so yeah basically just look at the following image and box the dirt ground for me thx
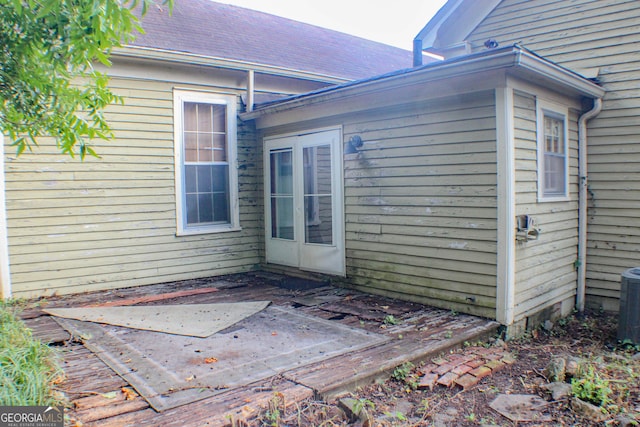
[257,310,640,426]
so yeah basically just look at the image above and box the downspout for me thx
[577,97,602,313]
[413,38,424,67]
[246,70,255,113]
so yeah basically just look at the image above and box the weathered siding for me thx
[512,90,580,320]
[5,76,261,297]
[340,92,498,318]
[468,0,640,310]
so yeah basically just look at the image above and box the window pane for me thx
[213,134,227,161]
[304,145,332,197]
[305,195,333,244]
[186,194,198,224]
[197,104,213,133]
[197,133,213,162]
[197,165,213,193]
[184,133,198,162]
[213,193,229,222]
[185,165,197,193]
[212,105,226,132]
[198,193,214,223]
[271,196,294,240]
[545,154,565,195]
[270,150,293,195]
[212,165,228,192]
[184,103,197,131]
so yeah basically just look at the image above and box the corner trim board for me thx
[0,133,11,299]
[495,87,515,325]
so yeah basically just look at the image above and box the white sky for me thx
[219,0,448,50]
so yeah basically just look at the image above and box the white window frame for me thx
[537,99,569,202]
[173,90,240,235]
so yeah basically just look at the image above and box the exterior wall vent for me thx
[618,267,640,345]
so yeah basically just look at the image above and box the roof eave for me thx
[516,50,605,98]
[241,46,603,122]
[413,0,501,63]
[113,45,350,84]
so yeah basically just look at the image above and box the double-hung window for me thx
[174,90,239,234]
[537,100,569,201]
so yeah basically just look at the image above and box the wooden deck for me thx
[21,272,499,426]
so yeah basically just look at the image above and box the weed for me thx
[444,330,453,339]
[262,392,285,426]
[619,339,640,352]
[465,412,476,422]
[391,362,414,382]
[571,365,613,407]
[0,301,64,406]
[383,315,400,326]
[352,397,375,414]
[391,362,419,390]
[383,410,407,421]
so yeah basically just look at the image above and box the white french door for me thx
[264,129,345,276]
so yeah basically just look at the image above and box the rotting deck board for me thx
[21,273,499,426]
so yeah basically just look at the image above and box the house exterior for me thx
[242,45,603,332]
[0,0,413,300]
[413,0,640,314]
[2,0,635,334]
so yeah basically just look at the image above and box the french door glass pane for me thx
[303,145,332,244]
[305,195,333,244]
[270,150,294,240]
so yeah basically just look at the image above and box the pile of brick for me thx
[418,346,516,390]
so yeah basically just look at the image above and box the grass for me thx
[0,301,64,406]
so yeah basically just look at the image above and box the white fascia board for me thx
[517,51,605,98]
[242,48,520,122]
[414,0,501,52]
[243,47,603,125]
[114,46,349,85]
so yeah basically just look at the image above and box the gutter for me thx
[241,46,604,122]
[577,98,603,313]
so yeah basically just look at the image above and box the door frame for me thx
[263,127,346,276]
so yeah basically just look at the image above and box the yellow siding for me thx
[512,91,580,320]
[340,92,498,318]
[5,75,261,297]
[469,0,640,310]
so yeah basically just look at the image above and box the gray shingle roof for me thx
[130,0,414,80]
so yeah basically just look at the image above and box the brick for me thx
[447,353,465,362]
[420,363,439,374]
[437,372,459,387]
[485,353,503,361]
[465,358,485,369]
[485,360,506,373]
[452,364,472,376]
[418,373,439,390]
[433,361,458,376]
[473,347,495,356]
[431,357,448,366]
[469,366,492,379]
[454,373,481,390]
